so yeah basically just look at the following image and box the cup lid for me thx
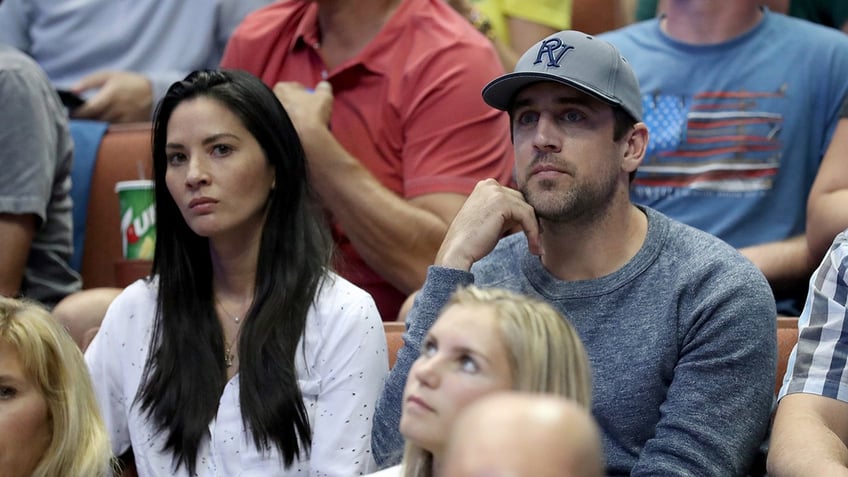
[115,180,155,193]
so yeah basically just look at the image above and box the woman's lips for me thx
[189,197,218,209]
[406,395,435,413]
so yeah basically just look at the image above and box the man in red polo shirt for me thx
[221,0,513,320]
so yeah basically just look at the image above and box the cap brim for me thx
[482,71,623,112]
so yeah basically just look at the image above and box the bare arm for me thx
[807,119,848,262]
[310,139,465,294]
[739,234,816,297]
[274,82,467,294]
[0,213,36,297]
[768,393,848,477]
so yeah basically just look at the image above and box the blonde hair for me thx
[402,286,593,477]
[0,297,114,477]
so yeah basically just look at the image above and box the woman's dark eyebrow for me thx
[165,133,240,150]
[201,133,239,146]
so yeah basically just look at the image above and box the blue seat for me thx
[68,120,109,272]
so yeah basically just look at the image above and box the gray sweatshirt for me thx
[372,207,776,476]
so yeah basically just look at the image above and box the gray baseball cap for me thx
[482,30,643,122]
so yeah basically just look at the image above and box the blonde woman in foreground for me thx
[0,296,113,477]
[369,285,593,477]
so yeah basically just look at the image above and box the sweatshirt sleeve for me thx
[370,266,474,467]
[631,264,777,477]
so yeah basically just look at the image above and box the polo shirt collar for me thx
[292,2,321,52]
[290,0,421,76]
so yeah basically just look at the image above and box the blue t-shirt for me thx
[636,0,848,29]
[601,9,848,313]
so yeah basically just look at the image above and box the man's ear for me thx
[622,122,648,175]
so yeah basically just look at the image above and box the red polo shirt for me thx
[222,0,513,320]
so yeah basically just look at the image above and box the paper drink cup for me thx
[115,180,156,260]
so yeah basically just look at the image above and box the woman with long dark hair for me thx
[85,69,388,476]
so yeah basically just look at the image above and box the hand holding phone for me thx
[56,89,85,110]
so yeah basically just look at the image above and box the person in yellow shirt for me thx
[446,0,571,69]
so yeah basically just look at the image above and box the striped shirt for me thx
[779,229,848,401]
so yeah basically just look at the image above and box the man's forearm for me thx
[739,235,816,294]
[0,213,36,297]
[807,190,848,263]
[769,402,848,477]
[371,266,474,465]
[304,132,463,294]
[769,456,848,477]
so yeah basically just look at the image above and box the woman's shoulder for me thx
[314,272,379,312]
[308,272,383,332]
[100,278,158,334]
[302,272,388,377]
[109,278,157,310]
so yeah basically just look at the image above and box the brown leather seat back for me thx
[384,321,405,369]
[80,123,153,288]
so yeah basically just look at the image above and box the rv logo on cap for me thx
[534,38,574,68]
[481,30,643,122]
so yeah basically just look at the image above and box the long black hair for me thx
[138,69,332,473]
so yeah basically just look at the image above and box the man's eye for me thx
[562,110,585,122]
[517,112,539,125]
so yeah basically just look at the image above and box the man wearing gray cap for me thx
[372,30,776,476]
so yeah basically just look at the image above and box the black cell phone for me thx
[56,89,85,109]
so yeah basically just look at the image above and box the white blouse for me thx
[85,274,388,477]
[366,464,401,476]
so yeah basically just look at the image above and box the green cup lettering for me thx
[116,180,156,259]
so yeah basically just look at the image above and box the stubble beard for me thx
[521,171,618,226]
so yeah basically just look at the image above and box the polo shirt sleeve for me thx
[399,39,514,198]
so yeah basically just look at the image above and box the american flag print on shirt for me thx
[633,86,787,198]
